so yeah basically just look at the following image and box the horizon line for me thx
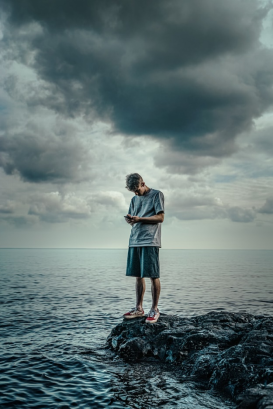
[0,247,272,250]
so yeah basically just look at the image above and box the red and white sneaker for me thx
[145,308,160,324]
[123,307,145,319]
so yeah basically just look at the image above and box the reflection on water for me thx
[0,249,272,408]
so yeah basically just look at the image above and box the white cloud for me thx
[28,191,92,223]
[0,200,16,213]
[227,206,256,223]
[91,191,127,210]
[167,190,257,223]
[258,197,273,214]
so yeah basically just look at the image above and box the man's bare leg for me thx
[151,278,161,310]
[136,277,146,311]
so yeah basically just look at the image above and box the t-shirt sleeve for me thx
[154,191,164,214]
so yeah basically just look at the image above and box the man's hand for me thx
[125,214,135,225]
[125,213,164,225]
[125,214,140,225]
[130,216,140,224]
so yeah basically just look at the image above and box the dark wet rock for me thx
[106,311,273,408]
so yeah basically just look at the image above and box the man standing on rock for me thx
[123,173,164,324]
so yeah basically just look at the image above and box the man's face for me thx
[133,182,146,196]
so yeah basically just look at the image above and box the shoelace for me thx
[129,307,142,313]
[148,309,158,317]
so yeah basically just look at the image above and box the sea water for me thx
[1,249,272,408]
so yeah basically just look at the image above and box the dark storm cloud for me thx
[0,124,91,183]
[1,0,273,164]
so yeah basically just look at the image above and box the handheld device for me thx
[124,215,132,221]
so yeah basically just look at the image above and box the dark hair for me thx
[125,173,143,191]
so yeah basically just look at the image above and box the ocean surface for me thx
[1,249,273,408]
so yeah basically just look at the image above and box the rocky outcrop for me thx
[107,311,273,408]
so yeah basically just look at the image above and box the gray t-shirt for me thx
[128,188,165,247]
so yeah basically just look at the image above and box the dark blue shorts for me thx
[126,246,160,278]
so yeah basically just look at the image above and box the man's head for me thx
[125,173,147,196]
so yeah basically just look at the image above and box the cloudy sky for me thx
[0,0,273,249]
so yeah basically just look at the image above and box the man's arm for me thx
[130,212,164,224]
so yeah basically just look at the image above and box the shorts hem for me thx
[129,244,161,248]
[126,274,160,278]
